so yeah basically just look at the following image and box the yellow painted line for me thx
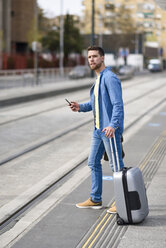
[88,214,112,248]
[82,213,109,248]
[82,132,166,247]
[139,137,163,171]
[139,137,162,170]
[82,202,115,248]
[140,137,162,170]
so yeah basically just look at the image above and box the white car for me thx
[148,59,163,72]
[69,66,91,79]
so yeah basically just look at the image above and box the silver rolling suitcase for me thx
[110,136,149,225]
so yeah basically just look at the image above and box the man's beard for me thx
[89,62,103,71]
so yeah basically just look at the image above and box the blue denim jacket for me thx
[79,67,124,134]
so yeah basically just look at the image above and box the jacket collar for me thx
[99,66,111,75]
[90,66,111,91]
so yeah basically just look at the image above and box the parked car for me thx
[69,65,91,79]
[118,65,135,78]
[148,59,163,72]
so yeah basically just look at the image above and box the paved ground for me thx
[0,74,166,247]
[119,155,166,248]
[6,104,165,248]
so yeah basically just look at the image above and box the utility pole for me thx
[34,0,39,85]
[0,0,3,69]
[91,0,95,78]
[59,0,64,76]
[91,0,95,46]
[98,5,103,48]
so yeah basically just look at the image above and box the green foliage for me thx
[64,14,84,58]
[27,7,51,49]
[39,58,55,68]
[40,14,84,57]
[41,30,59,52]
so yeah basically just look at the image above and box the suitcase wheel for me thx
[117,214,125,225]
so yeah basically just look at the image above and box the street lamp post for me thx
[91,0,95,46]
[91,0,95,78]
[34,0,39,85]
[98,4,103,48]
[0,0,3,69]
[59,0,64,76]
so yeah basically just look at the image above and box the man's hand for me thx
[102,126,115,138]
[70,101,80,112]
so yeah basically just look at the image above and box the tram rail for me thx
[0,75,166,167]
[0,95,166,233]
[0,73,166,245]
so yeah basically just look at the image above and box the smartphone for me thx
[65,98,71,105]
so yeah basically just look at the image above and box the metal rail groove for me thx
[0,118,92,166]
[1,92,165,168]
[0,158,88,231]
[1,75,165,127]
[0,87,165,235]
[0,76,165,236]
[0,96,89,126]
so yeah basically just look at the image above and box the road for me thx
[0,71,166,247]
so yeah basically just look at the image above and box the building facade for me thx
[0,0,11,54]
[0,0,36,55]
[11,0,36,53]
[81,0,166,58]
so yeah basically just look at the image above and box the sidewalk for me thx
[0,72,139,107]
[0,72,166,247]
[118,155,166,248]
[0,78,92,107]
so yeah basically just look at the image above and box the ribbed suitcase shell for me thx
[110,136,149,224]
[114,167,149,224]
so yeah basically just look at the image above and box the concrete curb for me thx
[0,80,92,107]
[0,149,89,225]
[1,99,166,226]
[0,75,131,107]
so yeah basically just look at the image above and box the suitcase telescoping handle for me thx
[110,135,121,172]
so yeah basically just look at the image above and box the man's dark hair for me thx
[87,46,105,56]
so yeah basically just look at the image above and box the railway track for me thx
[0,72,164,126]
[0,74,166,167]
[0,73,166,246]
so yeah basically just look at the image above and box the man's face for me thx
[88,50,104,71]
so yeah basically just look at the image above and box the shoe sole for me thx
[107,210,117,214]
[76,204,102,209]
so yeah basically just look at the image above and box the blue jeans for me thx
[88,128,124,202]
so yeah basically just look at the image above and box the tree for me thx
[40,14,84,59]
[63,14,84,58]
[27,7,50,49]
[41,30,59,52]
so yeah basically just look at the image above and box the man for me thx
[69,46,124,213]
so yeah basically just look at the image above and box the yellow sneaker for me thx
[76,198,102,209]
[107,205,117,214]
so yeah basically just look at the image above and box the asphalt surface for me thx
[0,74,166,247]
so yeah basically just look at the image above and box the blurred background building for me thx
[0,0,166,70]
[11,0,36,54]
[0,0,36,54]
[0,0,36,69]
[81,0,166,59]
